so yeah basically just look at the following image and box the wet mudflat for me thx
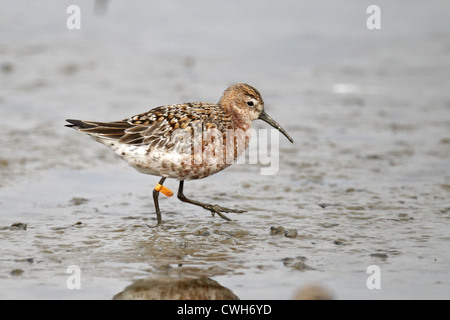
[1,1,449,299]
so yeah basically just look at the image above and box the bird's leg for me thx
[153,177,167,225]
[177,180,245,221]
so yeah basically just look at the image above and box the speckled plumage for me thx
[66,83,293,223]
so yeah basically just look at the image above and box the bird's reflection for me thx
[113,277,239,300]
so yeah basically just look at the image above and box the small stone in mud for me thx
[228,229,249,238]
[270,226,298,238]
[14,258,34,264]
[195,228,210,236]
[0,158,8,167]
[319,222,339,228]
[282,257,306,265]
[1,62,14,73]
[283,257,314,271]
[370,253,388,259]
[9,222,27,231]
[270,226,285,235]
[291,261,314,271]
[60,63,79,75]
[10,269,24,276]
[69,197,89,206]
[282,257,294,265]
[156,264,172,271]
[285,229,298,238]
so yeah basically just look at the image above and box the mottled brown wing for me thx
[127,103,234,151]
[66,102,234,151]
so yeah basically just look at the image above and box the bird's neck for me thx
[227,104,252,132]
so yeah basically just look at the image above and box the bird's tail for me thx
[65,119,132,141]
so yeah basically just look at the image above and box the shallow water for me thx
[1,1,449,299]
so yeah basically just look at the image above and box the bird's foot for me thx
[201,204,246,221]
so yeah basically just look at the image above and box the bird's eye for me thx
[247,101,254,107]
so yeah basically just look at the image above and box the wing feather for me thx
[66,102,235,152]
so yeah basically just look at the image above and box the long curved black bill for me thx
[258,111,293,143]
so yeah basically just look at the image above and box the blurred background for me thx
[0,0,449,299]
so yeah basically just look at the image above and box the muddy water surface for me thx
[1,1,449,299]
